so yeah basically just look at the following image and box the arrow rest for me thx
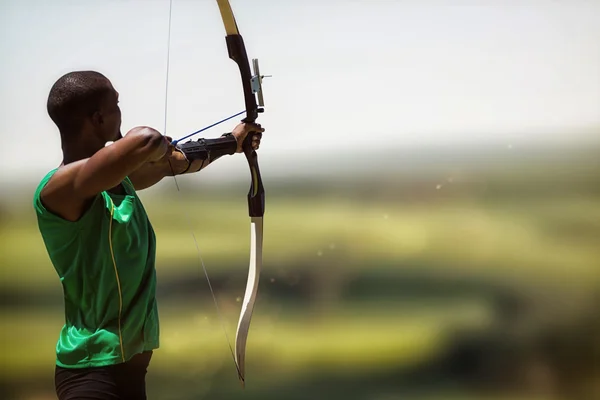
[250,58,272,109]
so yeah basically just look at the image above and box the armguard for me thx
[176,133,237,162]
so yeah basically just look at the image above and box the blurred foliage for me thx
[1,139,599,400]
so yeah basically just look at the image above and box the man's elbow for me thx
[128,126,168,162]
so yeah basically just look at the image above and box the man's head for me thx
[47,70,121,144]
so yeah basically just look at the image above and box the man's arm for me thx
[129,122,264,191]
[127,147,210,191]
[40,126,168,222]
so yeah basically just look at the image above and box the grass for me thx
[2,195,599,290]
[1,190,598,399]
[0,299,491,380]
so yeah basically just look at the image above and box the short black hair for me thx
[47,70,113,133]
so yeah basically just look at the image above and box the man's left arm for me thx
[127,145,208,191]
[128,123,263,191]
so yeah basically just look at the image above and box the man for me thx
[32,70,263,399]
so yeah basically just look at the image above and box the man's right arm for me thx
[40,126,168,222]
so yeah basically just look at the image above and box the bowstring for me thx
[162,0,241,377]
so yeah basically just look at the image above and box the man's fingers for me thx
[251,130,261,150]
[246,123,264,133]
[249,132,262,142]
[234,122,264,153]
[251,135,260,150]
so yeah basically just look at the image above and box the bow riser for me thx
[224,36,265,216]
[224,35,259,123]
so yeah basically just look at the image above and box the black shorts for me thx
[54,351,153,400]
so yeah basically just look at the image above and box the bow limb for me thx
[216,0,266,388]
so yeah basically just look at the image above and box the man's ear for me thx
[91,110,104,127]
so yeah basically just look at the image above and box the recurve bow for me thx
[215,0,266,388]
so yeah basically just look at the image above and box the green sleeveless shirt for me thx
[33,169,160,368]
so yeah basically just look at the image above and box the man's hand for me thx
[232,122,264,153]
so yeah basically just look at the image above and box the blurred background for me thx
[1,0,599,399]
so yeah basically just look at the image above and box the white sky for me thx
[0,0,599,182]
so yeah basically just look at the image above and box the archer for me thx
[33,70,264,400]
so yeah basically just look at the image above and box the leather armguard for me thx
[176,133,237,162]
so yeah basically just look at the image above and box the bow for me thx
[216,0,266,388]
[163,0,266,388]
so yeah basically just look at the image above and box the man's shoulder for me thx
[32,167,104,226]
[32,168,59,206]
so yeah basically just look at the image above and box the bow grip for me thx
[242,131,258,157]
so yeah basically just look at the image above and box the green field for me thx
[1,145,599,399]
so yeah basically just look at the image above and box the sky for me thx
[0,0,599,183]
